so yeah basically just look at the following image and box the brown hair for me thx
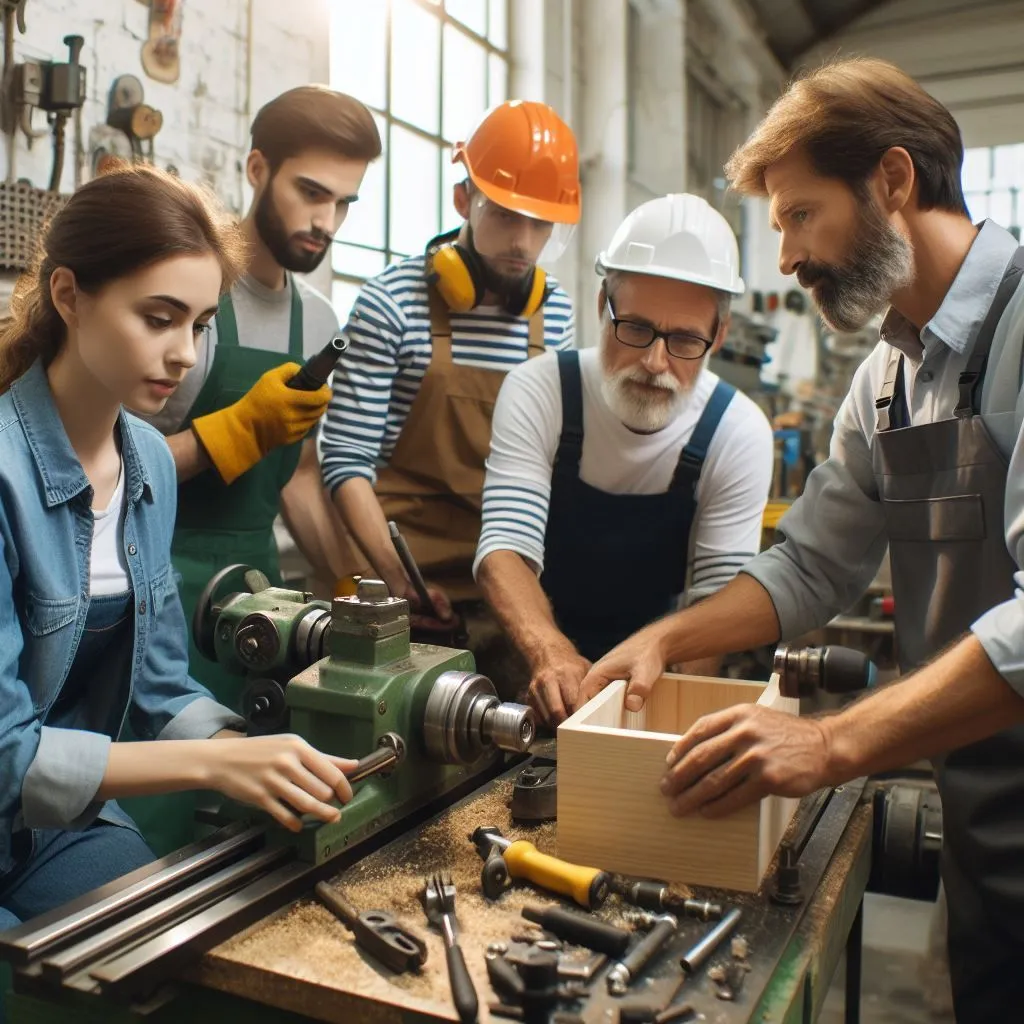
[250,85,382,170]
[0,163,247,392]
[725,57,967,215]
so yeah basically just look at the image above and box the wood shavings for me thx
[203,779,625,1011]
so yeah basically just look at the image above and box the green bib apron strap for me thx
[123,276,306,857]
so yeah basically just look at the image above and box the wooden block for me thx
[557,672,799,893]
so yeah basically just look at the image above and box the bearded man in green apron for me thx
[127,86,382,854]
[577,58,1024,1023]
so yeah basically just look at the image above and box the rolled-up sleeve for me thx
[742,359,890,637]
[970,408,1024,695]
[22,728,111,829]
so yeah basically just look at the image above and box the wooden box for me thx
[556,673,799,893]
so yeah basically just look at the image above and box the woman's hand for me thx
[203,735,357,832]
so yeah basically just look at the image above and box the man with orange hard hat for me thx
[321,100,580,694]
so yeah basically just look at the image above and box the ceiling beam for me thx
[790,0,896,64]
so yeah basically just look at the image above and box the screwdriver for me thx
[471,827,610,910]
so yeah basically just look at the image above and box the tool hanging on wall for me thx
[141,0,183,85]
[104,73,163,164]
[1,27,86,191]
[0,1,29,136]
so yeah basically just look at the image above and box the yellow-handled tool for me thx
[470,826,610,910]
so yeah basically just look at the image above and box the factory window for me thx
[328,0,510,317]
[963,144,1024,241]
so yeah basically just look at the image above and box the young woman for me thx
[0,165,356,935]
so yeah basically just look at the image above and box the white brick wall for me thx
[1,0,329,212]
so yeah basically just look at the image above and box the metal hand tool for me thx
[388,520,438,619]
[606,913,679,994]
[471,826,610,910]
[287,333,348,390]
[520,905,630,959]
[420,875,478,1023]
[612,878,722,921]
[314,881,426,973]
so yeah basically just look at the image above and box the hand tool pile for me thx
[313,820,751,1024]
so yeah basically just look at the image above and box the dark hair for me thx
[250,85,382,171]
[0,163,247,392]
[725,57,968,215]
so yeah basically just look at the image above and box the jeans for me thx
[0,822,154,1021]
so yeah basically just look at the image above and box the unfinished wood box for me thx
[557,673,799,893]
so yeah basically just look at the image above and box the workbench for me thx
[4,759,872,1024]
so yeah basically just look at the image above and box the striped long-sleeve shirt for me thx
[473,349,775,605]
[320,255,575,491]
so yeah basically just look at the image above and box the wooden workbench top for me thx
[194,775,610,1023]
[191,773,873,1024]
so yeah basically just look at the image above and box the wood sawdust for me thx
[206,778,693,1015]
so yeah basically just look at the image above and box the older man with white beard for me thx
[474,195,774,724]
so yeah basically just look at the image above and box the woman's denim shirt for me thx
[0,361,243,872]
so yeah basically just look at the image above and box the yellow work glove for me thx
[191,362,331,485]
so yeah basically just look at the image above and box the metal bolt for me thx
[323,846,331,856]
[487,942,509,956]
[218,625,231,641]
[377,701,387,715]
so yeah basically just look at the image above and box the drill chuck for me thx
[774,644,877,699]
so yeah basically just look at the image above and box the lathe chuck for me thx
[423,671,536,764]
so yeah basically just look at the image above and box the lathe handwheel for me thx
[242,678,289,735]
[192,563,258,661]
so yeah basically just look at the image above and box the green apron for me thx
[123,280,305,855]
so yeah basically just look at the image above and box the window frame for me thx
[330,0,511,307]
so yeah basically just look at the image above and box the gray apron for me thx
[872,246,1024,1023]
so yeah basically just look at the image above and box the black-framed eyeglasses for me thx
[606,296,716,361]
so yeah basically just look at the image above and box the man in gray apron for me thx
[575,57,1024,1021]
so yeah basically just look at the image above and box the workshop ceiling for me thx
[743,0,895,69]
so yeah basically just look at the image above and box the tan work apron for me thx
[377,288,545,602]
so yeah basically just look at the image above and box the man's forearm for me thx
[165,429,213,483]
[331,477,408,594]
[824,633,1024,783]
[477,550,576,670]
[654,572,781,663]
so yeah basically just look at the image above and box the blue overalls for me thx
[540,350,735,662]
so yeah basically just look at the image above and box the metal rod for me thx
[388,520,437,618]
[87,857,311,998]
[40,846,290,983]
[678,907,742,974]
[0,823,264,965]
[345,744,399,785]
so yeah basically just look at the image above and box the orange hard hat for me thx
[452,100,581,225]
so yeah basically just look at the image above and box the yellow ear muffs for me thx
[427,243,483,313]
[504,266,548,318]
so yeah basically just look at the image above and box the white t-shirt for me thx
[91,461,130,596]
[473,348,774,605]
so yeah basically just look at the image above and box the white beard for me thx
[600,359,705,432]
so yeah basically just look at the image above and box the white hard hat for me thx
[596,193,745,296]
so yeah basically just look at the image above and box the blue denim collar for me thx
[10,359,152,509]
